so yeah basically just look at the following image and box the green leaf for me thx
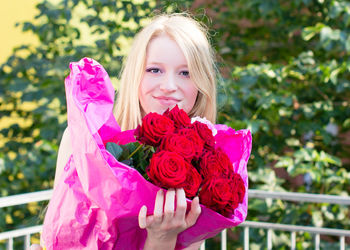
[343,118,350,128]
[320,26,333,42]
[275,156,293,168]
[312,210,323,227]
[345,35,350,52]
[302,27,317,41]
[0,158,5,174]
[319,151,342,166]
[329,1,342,19]
[344,12,350,26]
[106,142,123,160]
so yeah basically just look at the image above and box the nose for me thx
[160,73,177,92]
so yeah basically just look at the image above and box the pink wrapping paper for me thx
[42,57,252,249]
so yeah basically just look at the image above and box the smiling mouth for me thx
[154,96,179,101]
[154,96,180,106]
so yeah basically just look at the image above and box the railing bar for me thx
[315,234,320,250]
[221,229,227,250]
[7,237,13,250]
[200,240,205,250]
[1,189,350,248]
[244,227,249,250]
[0,189,349,209]
[267,229,272,250]
[240,221,350,237]
[248,190,350,205]
[0,225,43,241]
[1,189,350,208]
[291,231,296,250]
[0,190,53,208]
[25,234,30,250]
[339,236,345,250]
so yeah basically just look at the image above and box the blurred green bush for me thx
[0,0,349,249]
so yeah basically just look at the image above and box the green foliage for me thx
[106,141,153,177]
[195,0,350,248]
[1,0,350,248]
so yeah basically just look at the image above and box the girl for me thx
[33,13,218,250]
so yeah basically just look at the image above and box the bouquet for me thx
[42,58,252,250]
[106,105,245,217]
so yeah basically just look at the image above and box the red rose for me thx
[177,128,204,158]
[160,134,197,161]
[231,173,245,205]
[184,167,202,198]
[163,105,191,129]
[135,112,175,147]
[199,148,233,178]
[191,121,215,150]
[199,177,233,216]
[199,174,245,216]
[147,150,191,188]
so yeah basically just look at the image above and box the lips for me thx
[154,96,180,106]
[154,96,180,101]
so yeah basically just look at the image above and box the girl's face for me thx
[139,34,198,117]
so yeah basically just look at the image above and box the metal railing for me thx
[208,190,350,250]
[240,190,350,250]
[0,190,53,250]
[1,189,349,250]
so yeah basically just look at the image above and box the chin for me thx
[159,108,169,115]
[147,108,167,115]
[156,105,177,115]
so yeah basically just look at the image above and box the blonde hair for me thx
[114,13,217,130]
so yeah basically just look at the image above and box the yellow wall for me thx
[0,0,40,63]
[0,1,41,147]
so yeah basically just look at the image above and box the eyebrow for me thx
[147,62,188,68]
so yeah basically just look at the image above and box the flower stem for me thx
[128,143,143,159]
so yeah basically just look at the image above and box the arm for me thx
[30,128,72,250]
[139,188,201,250]
[54,127,72,188]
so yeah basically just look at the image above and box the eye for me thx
[146,67,161,74]
[180,70,190,77]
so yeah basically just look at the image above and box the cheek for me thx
[139,77,149,97]
[183,84,198,111]
[138,78,151,114]
[139,75,158,98]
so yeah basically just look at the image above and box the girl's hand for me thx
[139,188,201,250]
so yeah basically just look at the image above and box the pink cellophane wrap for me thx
[42,57,252,250]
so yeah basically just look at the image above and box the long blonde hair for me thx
[114,13,217,130]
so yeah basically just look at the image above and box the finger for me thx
[185,196,201,228]
[153,189,164,224]
[30,244,42,250]
[174,188,187,221]
[146,215,154,226]
[163,189,175,223]
[138,205,147,229]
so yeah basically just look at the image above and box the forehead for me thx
[146,34,188,65]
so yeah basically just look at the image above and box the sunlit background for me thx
[0,0,39,64]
